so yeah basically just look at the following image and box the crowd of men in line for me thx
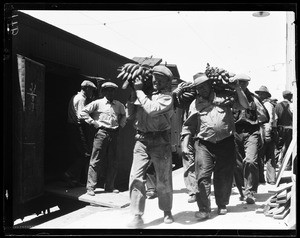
[64,65,294,228]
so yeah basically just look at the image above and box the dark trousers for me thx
[276,127,293,169]
[182,149,198,196]
[66,123,91,182]
[194,136,235,212]
[86,128,119,191]
[260,139,276,184]
[234,129,260,196]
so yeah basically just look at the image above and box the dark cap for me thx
[282,90,292,97]
[152,66,173,80]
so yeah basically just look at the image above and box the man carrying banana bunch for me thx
[125,65,175,228]
[180,72,250,220]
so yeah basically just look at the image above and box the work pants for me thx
[129,131,173,216]
[234,128,260,196]
[194,136,235,213]
[86,128,119,191]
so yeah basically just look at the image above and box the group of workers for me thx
[64,65,294,228]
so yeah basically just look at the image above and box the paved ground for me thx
[24,168,294,233]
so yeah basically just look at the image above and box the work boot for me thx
[195,211,210,220]
[163,211,174,224]
[86,189,95,196]
[245,192,256,204]
[188,194,196,203]
[217,205,228,215]
[146,190,157,199]
[127,215,144,228]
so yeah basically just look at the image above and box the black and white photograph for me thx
[3,3,297,236]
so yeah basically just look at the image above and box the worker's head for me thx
[81,80,97,99]
[255,85,271,100]
[152,65,173,91]
[101,82,118,102]
[282,90,293,102]
[231,74,251,91]
[193,72,212,98]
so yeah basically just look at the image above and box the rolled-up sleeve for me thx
[136,90,173,117]
[80,101,97,124]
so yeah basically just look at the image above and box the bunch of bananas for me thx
[172,82,197,109]
[117,63,153,90]
[205,63,236,91]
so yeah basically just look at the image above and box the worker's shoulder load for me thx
[204,63,237,92]
[117,62,153,95]
[172,82,197,109]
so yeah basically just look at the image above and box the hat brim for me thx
[255,90,271,97]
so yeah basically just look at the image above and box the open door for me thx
[15,55,45,204]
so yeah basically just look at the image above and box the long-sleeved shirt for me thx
[181,90,242,143]
[126,90,174,132]
[68,91,87,124]
[80,97,127,129]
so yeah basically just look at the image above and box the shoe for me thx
[127,215,144,228]
[195,211,210,220]
[268,181,276,185]
[217,205,228,215]
[163,211,174,224]
[105,188,119,193]
[188,194,196,203]
[146,190,157,199]
[245,193,256,204]
[86,189,95,196]
[239,196,245,201]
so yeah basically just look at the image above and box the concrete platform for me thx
[30,168,295,231]
[46,182,130,208]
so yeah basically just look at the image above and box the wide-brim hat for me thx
[101,82,118,89]
[255,85,271,97]
[192,72,210,87]
[81,80,97,89]
[152,65,173,80]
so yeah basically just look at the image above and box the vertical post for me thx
[285,11,296,229]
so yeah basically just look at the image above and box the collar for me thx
[78,91,87,99]
[104,97,115,105]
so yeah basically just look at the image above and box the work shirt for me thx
[261,99,277,140]
[126,90,174,132]
[68,91,87,124]
[234,88,269,126]
[181,90,241,143]
[275,99,293,127]
[80,97,126,129]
